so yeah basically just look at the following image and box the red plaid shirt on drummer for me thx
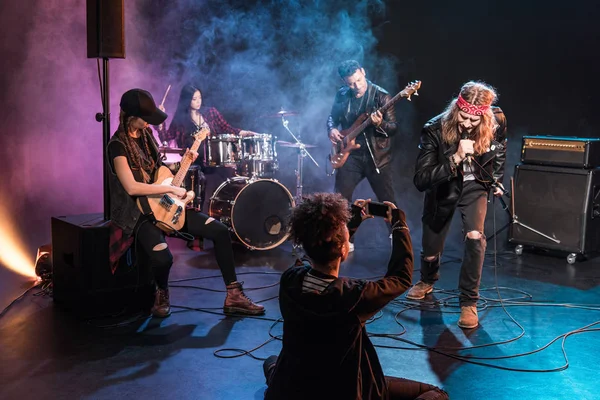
[158,107,241,147]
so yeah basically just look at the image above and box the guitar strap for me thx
[138,196,154,217]
[364,83,381,173]
[366,82,377,113]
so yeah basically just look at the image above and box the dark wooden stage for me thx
[1,232,599,400]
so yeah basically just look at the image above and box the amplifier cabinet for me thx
[521,136,600,168]
[52,213,155,317]
[509,164,600,255]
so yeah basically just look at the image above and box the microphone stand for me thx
[468,157,559,244]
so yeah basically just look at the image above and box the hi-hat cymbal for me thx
[277,140,317,148]
[158,146,184,154]
[261,110,299,118]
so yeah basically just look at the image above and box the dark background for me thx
[0,0,598,279]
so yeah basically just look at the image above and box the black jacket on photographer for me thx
[327,81,398,170]
[414,107,507,232]
[264,207,413,400]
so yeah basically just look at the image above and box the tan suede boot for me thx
[458,305,478,329]
[224,281,265,316]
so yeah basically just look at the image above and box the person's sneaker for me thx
[458,305,478,329]
[406,281,434,300]
[263,355,278,384]
[348,242,355,253]
[151,287,171,318]
[224,281,265,315]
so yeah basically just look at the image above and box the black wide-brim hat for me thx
[120,88,168,125]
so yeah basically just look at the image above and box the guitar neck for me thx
[171,133,203,187]
[345,90,408,142]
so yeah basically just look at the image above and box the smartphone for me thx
[366,201,389,218]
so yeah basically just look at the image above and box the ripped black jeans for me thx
[134,212,237,289]
[420,180,488,306]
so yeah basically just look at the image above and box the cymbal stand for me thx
[281,116,319,205]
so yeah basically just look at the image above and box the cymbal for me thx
[277,140,317,148]
[261,109,299,118]
[158,146,184,154]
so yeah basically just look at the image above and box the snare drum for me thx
[208,134,242,168]
[209,177,294,250]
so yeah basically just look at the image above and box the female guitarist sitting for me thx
[107,88,264,318]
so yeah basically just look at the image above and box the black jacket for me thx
[413,107,507,232]
[327,82,398,169]
[265,208,413,400]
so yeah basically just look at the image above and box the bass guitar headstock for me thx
[401,81,421,101]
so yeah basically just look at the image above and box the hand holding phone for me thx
[365,201,389,218]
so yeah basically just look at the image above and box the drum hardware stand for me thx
[281,116,319,205]
[280,116,317,259]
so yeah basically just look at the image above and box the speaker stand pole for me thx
[97,57,111,221]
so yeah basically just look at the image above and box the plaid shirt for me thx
[159,107,241,146]
[108,221,134,274]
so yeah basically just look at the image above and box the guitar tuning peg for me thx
[414,91,419,96]
[407,95,412,102]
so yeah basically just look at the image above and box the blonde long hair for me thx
[441,81,498,155]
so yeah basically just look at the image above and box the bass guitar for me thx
[329,81,421,169]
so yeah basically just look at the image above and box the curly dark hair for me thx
[289,193,350,265]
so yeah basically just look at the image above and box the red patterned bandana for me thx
[457,95,490,116]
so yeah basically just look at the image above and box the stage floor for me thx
[1,238,599,400]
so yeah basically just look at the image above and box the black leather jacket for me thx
[414,107,507,232]
[327,82,398,169]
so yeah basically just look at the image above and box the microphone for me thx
[461,132,473,167]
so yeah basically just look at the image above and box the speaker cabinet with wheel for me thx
[86,0,125,58]
[52,213,154,318]
[509,164,600,255]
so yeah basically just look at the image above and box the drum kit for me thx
[158,109,319,251]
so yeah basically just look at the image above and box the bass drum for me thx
[209,177,295,250]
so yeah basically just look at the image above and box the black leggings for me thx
[135,212,237,289]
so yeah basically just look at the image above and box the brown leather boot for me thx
[151,287,171,318]
[224,281,265,316]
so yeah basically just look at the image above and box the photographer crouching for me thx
[263,193,448,400]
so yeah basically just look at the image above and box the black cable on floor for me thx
[0,281,41,320]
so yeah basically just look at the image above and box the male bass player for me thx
[107,88,264,318]
[327,60,398,251]
[409,81,507,329]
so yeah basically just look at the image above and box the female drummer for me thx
[158,84,260,211]
[158,83,259,166]
[108,88,265,318]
